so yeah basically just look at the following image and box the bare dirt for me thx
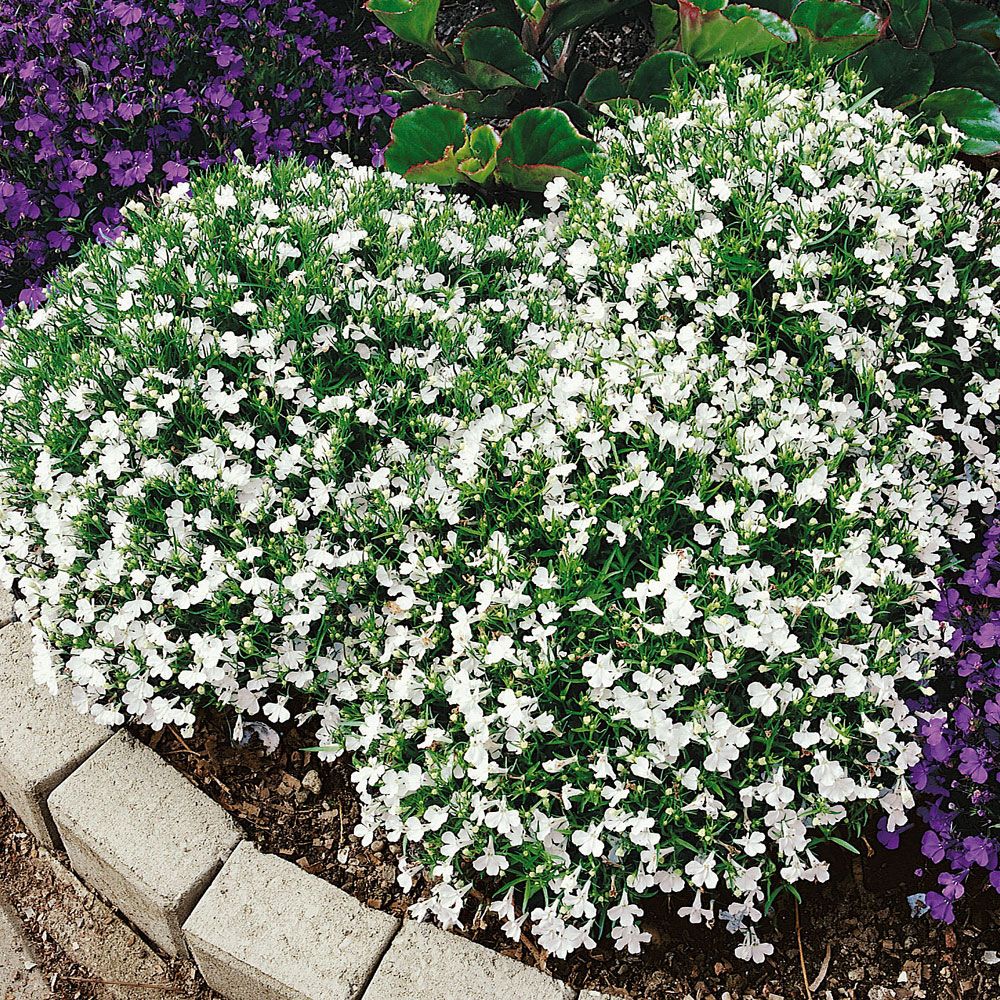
[0,800,218,1000]
[134,710,1000,1000]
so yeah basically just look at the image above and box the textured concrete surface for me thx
[48,732,241,957]
[0,585,12,627]
[0,621,112,848]
[361,921,575,1000]
[0,892,48,1000]
[184,842,399,1000]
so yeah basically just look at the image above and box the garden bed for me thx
[137,713,1000,1000]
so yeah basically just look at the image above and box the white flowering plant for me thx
[0,61,997,963]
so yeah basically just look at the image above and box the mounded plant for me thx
[0,61,997,960]
[0,0,397,310]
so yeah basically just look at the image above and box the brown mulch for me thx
[134,711,1000,1000]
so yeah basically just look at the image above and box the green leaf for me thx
[922,86,1000,153]
[383,105,467,184]
[546,0,647,37]
[930,40,1000,103]
[680,0,797,59]
[920,1,956,52]
[565,59,600,102]
[496,107,597,191]
[651,0,681,44]
[939,0,1000,48]
[366,0,441,49]
[852,40,934,107]
[582,67,628,104]
[514,0,545,20]
[457,125,502,184]
[462,26,546,90]
[627,51,696,101]
[827,836,862,855]
[889,0,930,47]
[790,0,882,59]
[406,61,520,116]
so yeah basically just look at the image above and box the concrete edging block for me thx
[183,840,400,1000]
[0,621,112,848]
[361,920,576,1000]
[48,730,242,956]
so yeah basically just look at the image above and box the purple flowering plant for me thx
[0,0,398,309]
[885,521,1000,922]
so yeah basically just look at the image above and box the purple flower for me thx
[1,0,396,308]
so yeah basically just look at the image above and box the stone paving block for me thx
[48,731,241,957]
[184,841,399,1000]
[0,622,112,849]
[362,921,575,1000]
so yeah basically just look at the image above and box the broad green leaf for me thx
[383,105,467,184]
[889,0,929,47]
[407,60,520,116]
[921,87,1000,153]
[651,1,681,44]
[931,40,1000,103]
[462,26,546,90]
[920,1,956,52]
[723,4,798,42]
[366,0,441,49]
[566,59,600,102]
[627,51,696,100]
[583,67,628,103]
[939,0,1000,48]
[546,0,647,37]
[457,6,523,35]
[852,39,934,107]
[680,0,797,59]
[790,0,882,59]
[457,125,502,184]
[496,107,597,191]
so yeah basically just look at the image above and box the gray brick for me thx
[0,622,111,848]
[0,584,13,626]
[362,921,574,1000]
[48,731,241,956]
[184,841,399,1000]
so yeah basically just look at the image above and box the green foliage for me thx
[369,0,1000,189]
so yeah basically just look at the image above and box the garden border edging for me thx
[0,592,614,1000]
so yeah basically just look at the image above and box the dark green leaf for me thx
[566,60,600,102]
[790,0,882,59]
[651,0,681,44]
[366,0,441,49]
[920,1,955,52]
[583,67,628,103]
[546,0,647,37]
[851,40,934,107]
[937,0,1000,48]
[407,61,520,115]
[922,87,1000,153]
[462,26,546,90]
[930,40,1000,103]
[496,107,597,191]
[889,0,929,47]
[383,105,467,184]
[627,51,696,100]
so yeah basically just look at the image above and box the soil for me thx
[134,711,1000,1000]
[0,799,218,999]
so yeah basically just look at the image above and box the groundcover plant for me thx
[0,62,998,960]
[0,0,396,310]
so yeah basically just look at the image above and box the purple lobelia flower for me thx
[0,0,398,311]
[903,521,1000,921]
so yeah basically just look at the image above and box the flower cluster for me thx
[903,522,1000,922]
[0,63,997,960]
[0,0,397,309]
